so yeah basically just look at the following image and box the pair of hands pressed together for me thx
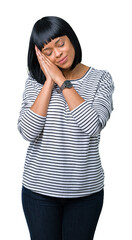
[34,45,85,113]
[35,45,66,87]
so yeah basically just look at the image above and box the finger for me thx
[36,50,42,59]
[35,45,41,53]
[35,48,51,74]
[35,45,38,52]
[36,50,43,63]
[41,53,53,66]
[37,55,49,76]
[42,54,51,63]
[35,46,43,59]
[35,50,45,68]
[36,54,42,66]
[35,45,40,57]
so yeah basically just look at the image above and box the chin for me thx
[59,62,73,70]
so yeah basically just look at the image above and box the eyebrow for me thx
[43,38,62,51]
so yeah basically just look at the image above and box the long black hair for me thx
[28,16,82,84]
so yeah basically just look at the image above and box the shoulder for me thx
[89,67,114,86]
[81,64,112,80]
[25,74,43,92]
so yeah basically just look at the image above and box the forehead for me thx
[43,36,67,49]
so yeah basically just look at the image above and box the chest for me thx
[47,77,99,117]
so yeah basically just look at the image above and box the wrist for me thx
[57,77,66,87]
[45,79,55,89]
[56,79,73,94]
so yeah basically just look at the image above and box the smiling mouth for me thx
[58,56,68,65]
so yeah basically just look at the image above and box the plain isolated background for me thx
[0,0,132,239]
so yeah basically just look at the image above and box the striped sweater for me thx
[18,67,114,198]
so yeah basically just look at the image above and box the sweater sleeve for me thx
[70,71,114,136]
[17,77,46,141]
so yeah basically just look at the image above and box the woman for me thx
[18,16,114,240]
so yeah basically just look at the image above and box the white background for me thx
[0,0,132,239]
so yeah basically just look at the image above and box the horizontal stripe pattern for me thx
[17,67,114,198]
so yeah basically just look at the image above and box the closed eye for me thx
[43,41,65,56]
[58,41,65,47]
[45,51,52,56]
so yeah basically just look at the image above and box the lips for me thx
[58,56,68,64]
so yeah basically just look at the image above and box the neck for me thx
[61,63,81,79]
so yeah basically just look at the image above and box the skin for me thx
[41,35,76,79]
[35,35,90,85]
[30,35,90,116]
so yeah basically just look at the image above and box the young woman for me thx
[18,16,114,240]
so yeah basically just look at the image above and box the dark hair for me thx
[28,16,82,84]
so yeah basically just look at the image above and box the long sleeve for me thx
[19,68,113,198]
[70,71,114,136]
[17,77,46,141]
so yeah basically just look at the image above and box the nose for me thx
[54,48,62,58]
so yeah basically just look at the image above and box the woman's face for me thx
[41,36,75,69]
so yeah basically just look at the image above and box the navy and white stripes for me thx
[18,67,114,198]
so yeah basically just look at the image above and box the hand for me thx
[35,45,66,86]
[35,45,53,82]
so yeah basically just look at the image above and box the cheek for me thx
[67,44,75,58]
[68,47,75,62]
[47,56,56,63]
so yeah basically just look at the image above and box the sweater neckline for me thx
[70,66,92,82]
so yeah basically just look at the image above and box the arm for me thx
[18,47,55,141]
[57,78,85,111]
[18,78,54,141]
[35,49,114,136]
[30,46,55,116]
[63,71,114,136]
[30,79,54,116]
[17,77,53,141]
